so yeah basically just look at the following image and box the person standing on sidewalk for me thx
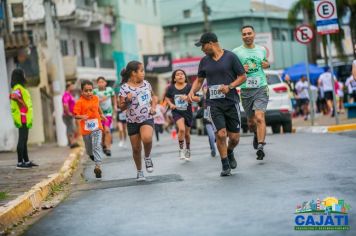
[10,69,39,169]
[153,96,165,145]
[62,82,79,149]
[232,25,270,160]
[318,68,337,117]
[165,69,200,161]
[118,61,156,181]
[295,76,310,121]
[188,32,246,176]
[116,108,127,147]
[93,77,117,156]
[74,80,106,178]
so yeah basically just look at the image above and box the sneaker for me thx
[144,157,154,173]
[16,162,31,170]
[27,161,39,167]
[253,133,258,150]
[179,149,185,160]
[227,151,237,169]
[105,149,111,157]
[211,150,216,157]
[220,164,231,177]
[94,166,102,178]
[136,171,146,181]
[118,141,123,147]
[89,155,95,161]
[185,149,191,161]
[256,144,265,160]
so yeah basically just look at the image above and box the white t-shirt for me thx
[345,76,356,93]
[318,72,336,92]
[296,80,309,99]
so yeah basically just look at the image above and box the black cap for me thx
[194,32,218,47]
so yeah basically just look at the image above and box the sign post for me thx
[294,24,315,126]
[314,0,340,124]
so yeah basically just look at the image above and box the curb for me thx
[0,147,84,232]
[295,123,356,134]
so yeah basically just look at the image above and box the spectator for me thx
[295,76,310,120]
[62,82,79,148]
[318,68,337,116]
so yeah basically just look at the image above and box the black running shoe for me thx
[220,166,231,176]
[211,150,216,157]
[256,144,265,160]
[89,155,95,161]
[253,133,258,150]
[94,166,102,178]
[105,149,111,157]
[27,161,39,167]
[227,152,237,169]
[16,162,31,170]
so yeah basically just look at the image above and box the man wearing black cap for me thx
[188,32,246,177]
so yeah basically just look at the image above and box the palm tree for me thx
[288,0,356,64]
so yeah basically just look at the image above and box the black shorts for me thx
[324,91,334,101]
[207,104,241,133]
[298,98,309,106]
[127,119,154,136]
[172,111,193,128]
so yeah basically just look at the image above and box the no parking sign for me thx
[314,0,339,35]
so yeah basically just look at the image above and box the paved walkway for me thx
[292,112,356,127]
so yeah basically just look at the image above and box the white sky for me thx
[255,0,296,9]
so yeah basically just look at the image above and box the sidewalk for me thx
[293,112,356,133]
[0,143,83,232]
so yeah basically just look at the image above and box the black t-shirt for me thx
[198,50,245,106]
[166,83,192,116]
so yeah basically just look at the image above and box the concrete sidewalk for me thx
[0,143,83,232]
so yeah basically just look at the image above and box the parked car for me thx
[238,70,293,134]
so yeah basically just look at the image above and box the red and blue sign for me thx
[314,0,340,35]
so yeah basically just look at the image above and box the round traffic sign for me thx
[294,25,314,44]
[317,1,335,19]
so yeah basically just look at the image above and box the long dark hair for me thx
[171,69,188,84]
[120,61,142,85]
[10,68,26,88]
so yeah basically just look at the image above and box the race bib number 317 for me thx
[138,90,151,107]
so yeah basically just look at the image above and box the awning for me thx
[2,32,30,50]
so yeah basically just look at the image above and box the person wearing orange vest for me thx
[9,69,38,169]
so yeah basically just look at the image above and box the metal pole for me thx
[326,34,339,124]
[305,46,315,126]
[44,0,67,146]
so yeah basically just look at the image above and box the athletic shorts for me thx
[127,119,154,136]
[207,103,241,133]
[62,115,75,135]
[172,111,193,128]
[117,111,127,123]
[324,91,334,101]
[298,98,309,106]
[241,86,269,118]
[101,116,113,128]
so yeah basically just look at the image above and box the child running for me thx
[153,96,165,145]
[93,77,117,156]
[118,61,156,181]
[165,69,200,161]
[116,108,127,147]
[74,80,106,178]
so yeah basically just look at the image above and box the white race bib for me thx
[203,109,209,119]
[85,119,99,131]
[246,77,261,88]
[174,95,188,110]
[118,112,126,120]
[209,85,225,99]
[138,90,151,107]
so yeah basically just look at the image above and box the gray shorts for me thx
[62,115,75,135]
[241,86,269,118]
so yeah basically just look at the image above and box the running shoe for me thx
[94,165,102,178]
[144,157,154,173]
[220,164,231,177]
[227,151,237,169]
[211,150,216,157]
[179,149,185,160]
[185,149,191,161]
[256,144,265,160]
[118,141,124,147]
[27,161,39,167]
[16,162,31,170]
[253,133,258,150]
[105,149,111,157]
[136,171,146,181]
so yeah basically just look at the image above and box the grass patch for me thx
[0,191,9,201]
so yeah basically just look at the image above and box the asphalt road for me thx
[24,132,356,236]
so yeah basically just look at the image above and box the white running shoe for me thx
[179,149,185,160]
[185,149,191,161]
[144,157,154,173]
[118,141,124,147]
[136,171,146,181]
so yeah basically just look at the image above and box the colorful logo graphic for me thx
[294,197,351,231]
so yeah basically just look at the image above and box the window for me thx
[72,39,77,55]
[11,3,24,18]
[89,42,96,58]
[60,40,68,56]
[290,29,295,41]
[183,9,191,18]
[272,28,280,40]
[280,29,289,41]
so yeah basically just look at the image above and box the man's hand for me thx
[125,93,133,103]
[243,64,249,73]
[187,92,195,103]
[262,60,270,69]
[219,85,230,94]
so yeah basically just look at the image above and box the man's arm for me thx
[188,77,204,101]
[220,74,247,94]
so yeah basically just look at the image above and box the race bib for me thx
[203,109,209,119]
[174,95,188,110]
[85,119,99,131]
[138,90,151,107]
[209,85,225,99]
[246,77,261,88]
[118,112,126,120]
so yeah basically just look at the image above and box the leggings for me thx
[17,125,29,163]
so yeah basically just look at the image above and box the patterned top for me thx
[119,80,153,123]
[93,87,115,116]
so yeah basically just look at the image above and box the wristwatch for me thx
[228,84,235,90]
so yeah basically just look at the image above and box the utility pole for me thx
[202,0,211,32]
[44,0,67,146]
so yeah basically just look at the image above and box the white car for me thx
[238,70,293,134]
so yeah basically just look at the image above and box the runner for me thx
[153,96,165,145]
[165,69,200,161]
[188,32,246,176]
[318,68,337,117]
[345,74,356,102]
[295,76,310,120]
[74,80,106,178]
[118,60,156,181]
[232,25,270,160]
[116,108,127,147]
[202,81,216,157]
[93,77,117,156]
[62,82,79,148]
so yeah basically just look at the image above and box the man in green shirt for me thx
[232,25,270,160]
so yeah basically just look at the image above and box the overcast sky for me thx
[255,0,296,9]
